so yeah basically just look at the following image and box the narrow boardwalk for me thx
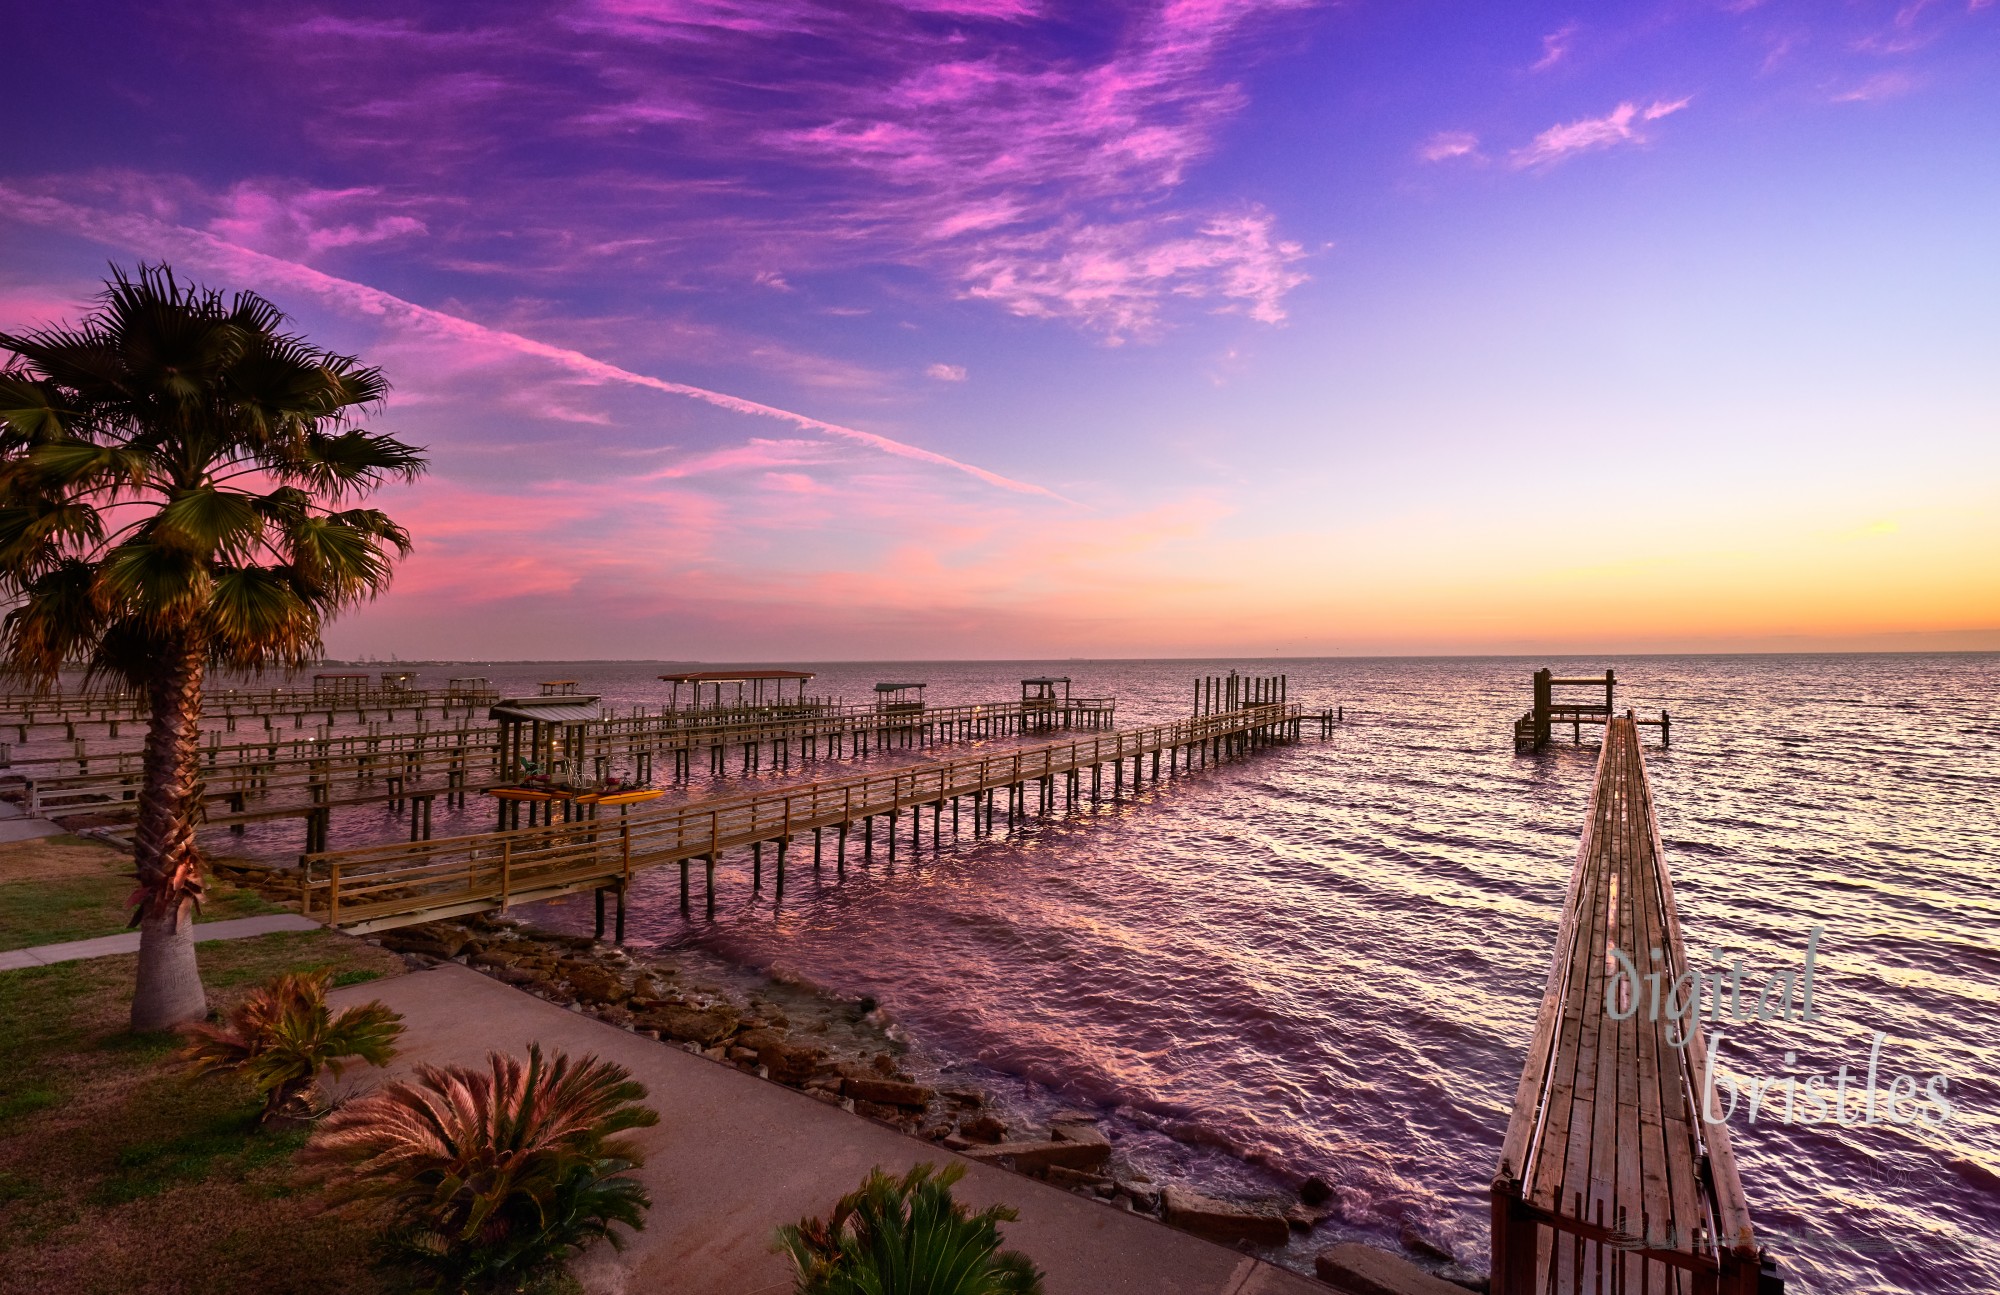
[1491,715,1777,1294]
[301,703,1307,933]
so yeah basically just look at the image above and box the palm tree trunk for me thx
[130,633,209,1031]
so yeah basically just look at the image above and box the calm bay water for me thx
[343,655,2000,1291]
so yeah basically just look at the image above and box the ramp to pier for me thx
[1492,714,1779,1294]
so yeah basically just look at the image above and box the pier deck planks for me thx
[1493,715,1772,1295]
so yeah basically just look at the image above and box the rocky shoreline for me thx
[350,913,1485,1293]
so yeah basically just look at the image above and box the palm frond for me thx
[0,497,105,576]
[325,507,415,558]
[0,558,108,684]
[154,486,265,559]
[95,535,212,625]
[283,514,397,604]
[287,428,428,499]
[207,564,323,669]
[0,372,75,442]
[24,440,151,493]
[83,616,172,689]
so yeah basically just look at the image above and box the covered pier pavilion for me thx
[659,669,822,714]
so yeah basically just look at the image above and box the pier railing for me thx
[299,702,1303,932]
[1492,714,1778,1294]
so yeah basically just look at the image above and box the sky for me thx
[3,0,1997,659]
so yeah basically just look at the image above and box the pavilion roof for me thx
[657,669,816,683]
[489,696,601,724]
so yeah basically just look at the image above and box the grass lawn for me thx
[0,928,412,1295]
[0,835,281,951]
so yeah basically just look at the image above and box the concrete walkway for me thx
[0,800,66,844]
[0,913,320,971]
[330,964,1332,1295]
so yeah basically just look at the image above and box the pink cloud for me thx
[644,438,832,479]
[926,362,967,381]
[1419,131,1481,163]
[1833,70,1922,102]
[207,181,428,260]
[1532,22,1579,72]
[0,281,95,332]
[896,0,1041,17]
[1510,97,1691,169]
[760,471,832,494]
[963,208,1306,342]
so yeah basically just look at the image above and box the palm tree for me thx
[0,264,425,1030]
[183,968,405,1122]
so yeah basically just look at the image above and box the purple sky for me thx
[4,1,1997,658]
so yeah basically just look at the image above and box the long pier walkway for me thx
[1491,714,1779,1294]
[300,702,1309,933]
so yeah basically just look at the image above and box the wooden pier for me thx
[17,695,1132,849]
[0,681,497,743]
[1491,714,1780,1294]
[1515,670,1669,751]
[297,700,1312,935]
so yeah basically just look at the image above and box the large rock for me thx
[379,927,470,959]
[1161,1186,1290,1247]
[562,963,629,1005]
[959,1113,1007,1143]
[739,1028,827,1084]
[961,1138,1110,1173]
[640,1004,740,1047]
[1044,1165,1114,1192]
[841,1076,934,1109]
[1314,1243,1474,1295]
[1050,1121,1109,1149]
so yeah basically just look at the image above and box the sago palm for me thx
[183,969,405,1122]
[302,1043,658,1293]
[777,1161,1045,1295]
[0,264,425,1030]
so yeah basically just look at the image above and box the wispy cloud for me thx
[961,209,1307,342]
[1419,131,1482,163]
[1832,69,1921,102]
[926,362,967,381]
[1511,97,1691,169]
[206,181,430,260]
[1532,22,1579,72]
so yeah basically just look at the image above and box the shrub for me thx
[182,969,403,1122]
[301,1043,657,1294]
[777,1161,1044,1295]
